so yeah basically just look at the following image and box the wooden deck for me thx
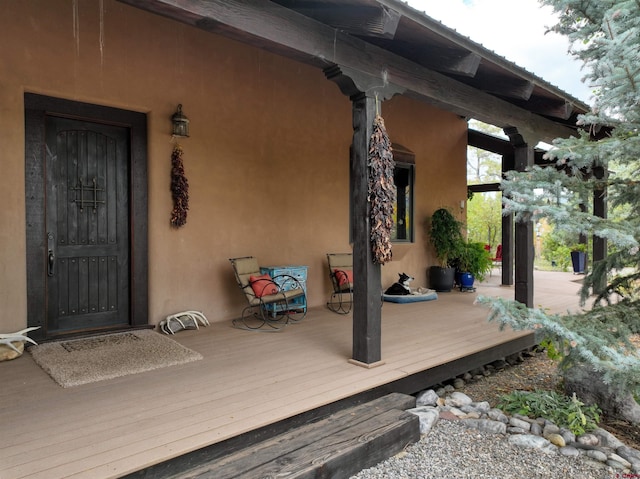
[0,271,584,479]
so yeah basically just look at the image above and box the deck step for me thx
[171,392,419,479]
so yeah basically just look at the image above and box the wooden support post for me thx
[578,203,588,247]
[501,153,514,286]
[501,209,514,286]
[505,128,535,307]
[325,65,403,366]
[593,165,607,293]
[350,92,383,365]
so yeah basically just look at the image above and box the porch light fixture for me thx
[171,104,190,138]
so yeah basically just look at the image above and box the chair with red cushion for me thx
[229,256,306,331]
[327,253,353,314]
[490,244,503,275]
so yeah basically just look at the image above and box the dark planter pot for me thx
[459,272,474,289]
[571,251,587,274]
[429,266,456,292]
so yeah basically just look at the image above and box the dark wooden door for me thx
[44,116,131,335]
[25,93,149,342]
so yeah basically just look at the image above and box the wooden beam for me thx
[117,0,578,142]
[351,93,382,365]
[501,208,514,286]
[501,155,514,286]
[459,72,535,101]
[468,129,512,155]
[508,130,535,307]
[324,66,403,365]
[374,0,588,110]
[378,41,482,77]
[289,4,401,39]
[468,182,500,193]
[593,165,607,294]
[511,97,575,120]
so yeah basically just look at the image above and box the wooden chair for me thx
[229,256,306,331]
[327,253,353,314]
[490,244,503,275]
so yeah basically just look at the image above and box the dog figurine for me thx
[384,272,415,295]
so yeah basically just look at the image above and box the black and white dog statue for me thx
[384,272,415,295]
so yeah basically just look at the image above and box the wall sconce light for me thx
[171,104,190,138]
[460,200,465,210]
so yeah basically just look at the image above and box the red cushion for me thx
[249,274,278,297]
[334,269,353,287]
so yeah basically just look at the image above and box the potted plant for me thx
[455,240,493,290]
[428,207,464,292]
[570,243,587,274]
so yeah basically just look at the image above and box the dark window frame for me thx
[349,143,415,244]
[391,144,415,243]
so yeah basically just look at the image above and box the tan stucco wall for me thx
[0,0,467,330]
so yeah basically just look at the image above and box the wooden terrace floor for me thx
[0,270,584,479]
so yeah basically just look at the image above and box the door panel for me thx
[45,117,130,335]
[25,93,148,342]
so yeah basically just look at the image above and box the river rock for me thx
[577,433,599,446]
[594,427,625,449]
[406,406,439,434]
[509,417,531,431]
[487,409,509,423]
[471,401,491,414]
[543,424,560,436]
[416,389,439,407]
[463,418,507,435]
[508,434,555,453]
[452,378,465,389]
[546,433,566,447]
[530,422,543,436]
[446,392,473,407]
[608,453,632,469]
[617,445,640,465]
[585,449,608,462]
[559,446,580,457]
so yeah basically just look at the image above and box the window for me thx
[391,143,415,242]
[349,143,415,243]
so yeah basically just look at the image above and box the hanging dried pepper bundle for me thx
[368,114,396,264]
[170,144,189,228]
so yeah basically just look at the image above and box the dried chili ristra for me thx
[368,114,395,265]
[170,144,189,228]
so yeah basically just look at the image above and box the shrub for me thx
[497,389,600,436]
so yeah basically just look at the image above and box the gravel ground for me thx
[350,420,610,479]
[350,351,620,479]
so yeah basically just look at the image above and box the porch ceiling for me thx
[117,0,589,143]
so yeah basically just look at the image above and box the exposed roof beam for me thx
[468,182,501,193]
[289,4,401,39]
[468,129,512,155]
[118,0,578,142]
[511,97,575,120]
[468,129,549,164]
[460,73,535,101]
[385,42,482,77]
[374,0,589,112]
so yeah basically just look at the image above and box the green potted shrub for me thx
[428,208,464,292]
[455,240,493,289]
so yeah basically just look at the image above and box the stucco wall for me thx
[0,0,467,330]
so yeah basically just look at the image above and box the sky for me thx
[405,0,592,105]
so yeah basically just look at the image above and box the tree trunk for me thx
[563,362,640,424]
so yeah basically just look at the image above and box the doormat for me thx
[29,329,202,388]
